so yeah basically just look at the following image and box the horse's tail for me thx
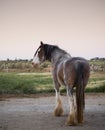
[76,64,85,123]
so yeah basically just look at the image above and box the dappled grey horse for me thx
[32,41,90,126]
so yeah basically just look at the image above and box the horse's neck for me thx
[51,49,71,66]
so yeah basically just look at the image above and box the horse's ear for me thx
[40,41,44,46]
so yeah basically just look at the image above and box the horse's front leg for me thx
[53,88,64,116]
[66,87,77,126]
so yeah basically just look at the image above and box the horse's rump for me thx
[64,57,90,87]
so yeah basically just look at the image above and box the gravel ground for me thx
[0,93,105,130]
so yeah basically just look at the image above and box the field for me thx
[0,72,53,95]
[0,58,105,95]
[0,71,105,96]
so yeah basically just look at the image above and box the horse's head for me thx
[32,41,58,67]
[32,41,45,67]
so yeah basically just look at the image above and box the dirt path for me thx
[0,94,105,130]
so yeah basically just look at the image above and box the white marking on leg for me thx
[66,86,78,125]
[67,87,75,117]
[74,95,77,112]
[69,96,74,114]
[55,88,60,105]
[54,88,63,116]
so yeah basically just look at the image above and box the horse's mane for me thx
[43,44,57,60]
[43,44,67,61]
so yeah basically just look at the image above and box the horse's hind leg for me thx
[66,87,77,126]
[53,88,64,116]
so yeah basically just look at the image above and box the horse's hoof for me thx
[65,114,77,126]
[53,107,64,116]
[65,121,77,126]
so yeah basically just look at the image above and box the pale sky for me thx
[0,0,105,60]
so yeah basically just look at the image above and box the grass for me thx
[85,72,105,92]
[0,72,105,95]
[0,72,54,94]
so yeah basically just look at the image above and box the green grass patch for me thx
[0,72,105,94]
[0,72,53,94]
[86,83,105,92]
